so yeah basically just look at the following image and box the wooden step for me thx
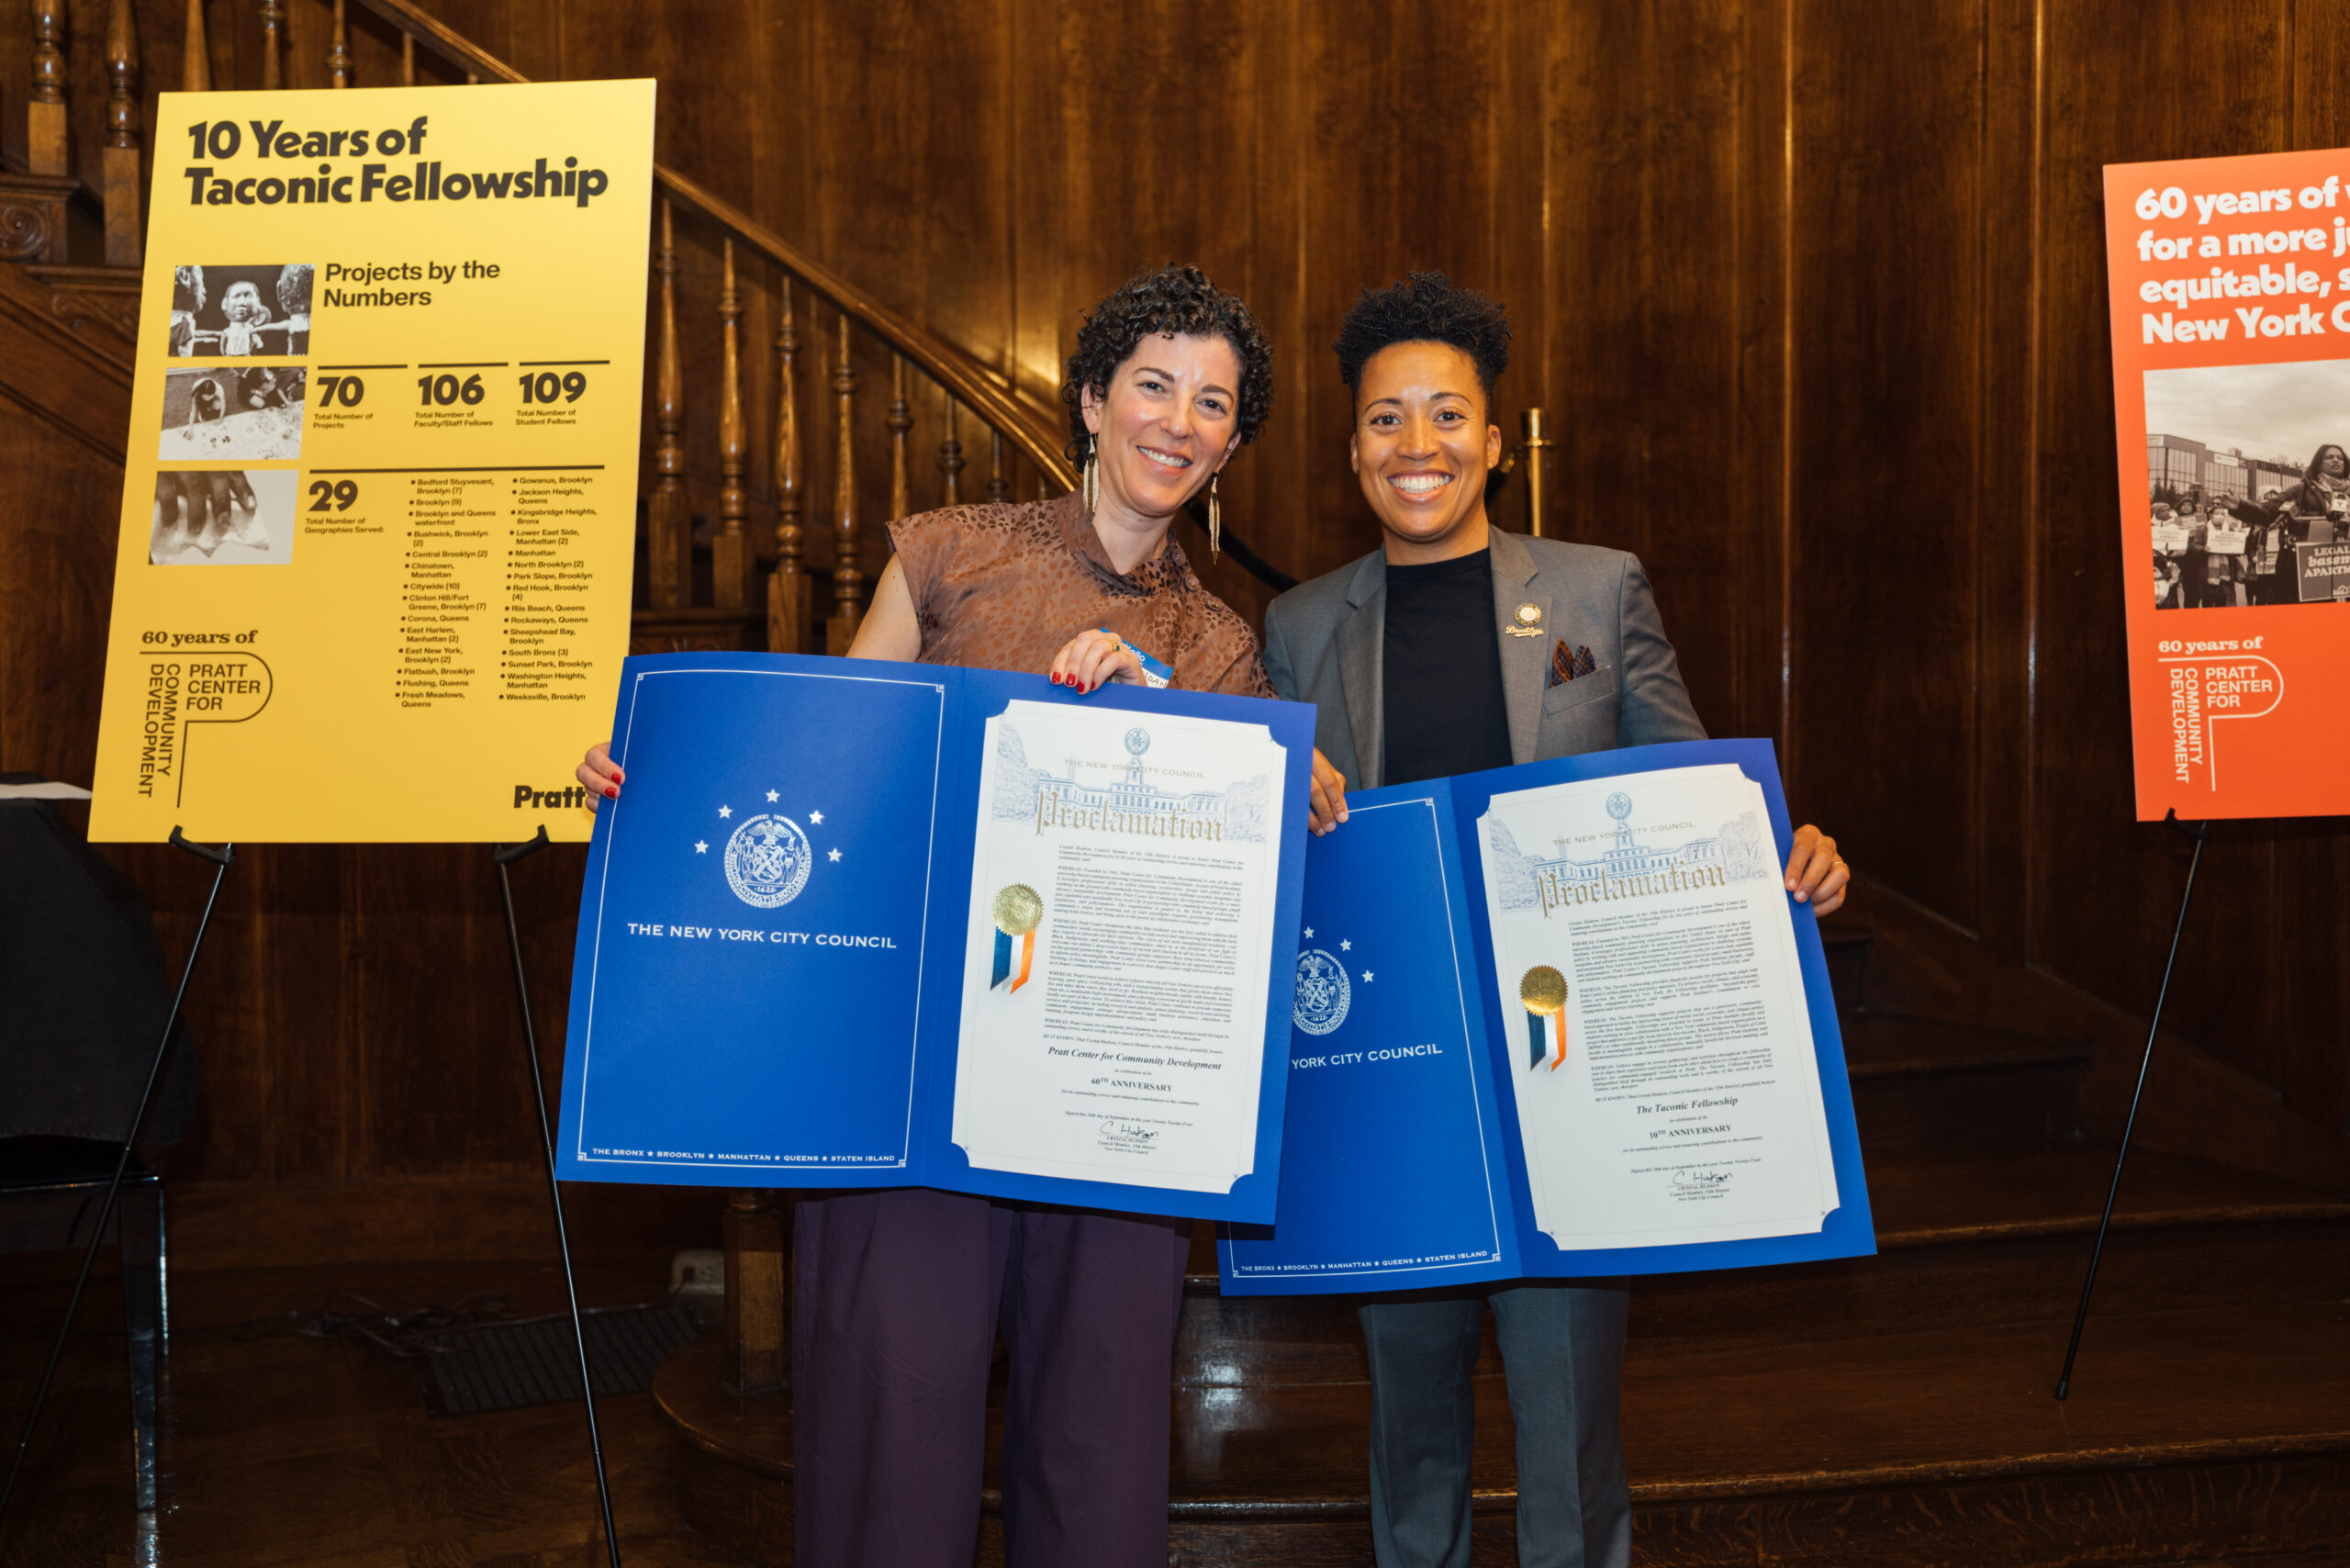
[1841,1011,2091,1151]
[1169,1147,2350,1382]
[1629,1144,2350,1354]
[657,1298,2350,1567]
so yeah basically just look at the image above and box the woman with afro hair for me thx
[1266,272,1848,1568]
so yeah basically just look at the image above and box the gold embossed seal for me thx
[1519,964,1568,1015]
[991,883,1044,936]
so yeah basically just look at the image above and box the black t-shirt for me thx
[1382,547,1514,786]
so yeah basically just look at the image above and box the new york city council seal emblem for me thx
[723,814,812,909]
[1292,948,1351,1036]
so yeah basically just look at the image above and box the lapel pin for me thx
[1506,602,1545,638]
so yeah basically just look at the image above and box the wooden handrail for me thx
[346,0,1076,489]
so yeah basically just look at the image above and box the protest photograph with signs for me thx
[2143,361,2350,610]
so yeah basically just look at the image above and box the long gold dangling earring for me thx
[1207,471,1222,559]
[1082,433,1100,515]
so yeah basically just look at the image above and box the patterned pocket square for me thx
[1548,641,1597,689]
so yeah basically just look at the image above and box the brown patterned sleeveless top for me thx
[888,490,1272,697]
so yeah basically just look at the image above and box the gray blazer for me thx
[1261,527,1706,789]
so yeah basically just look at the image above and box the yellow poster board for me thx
[89,79,655,843]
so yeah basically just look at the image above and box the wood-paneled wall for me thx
[6,0,2343,1261]
[404,0,2343,1147]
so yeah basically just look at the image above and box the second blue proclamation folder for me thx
[554,652,1315,1223]
[1220,739,1875,1292]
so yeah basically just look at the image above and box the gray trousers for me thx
[1360,1281,1630,1568]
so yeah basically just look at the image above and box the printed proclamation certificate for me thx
[1477,763,1839,1248]
[1222,740,1872,1294]
[950,700,1289,1192]
[555,652,1314,1222]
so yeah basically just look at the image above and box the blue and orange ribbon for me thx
[990,925,1035,991]
[1520,965,1569,1072]
[990,883,1043,993]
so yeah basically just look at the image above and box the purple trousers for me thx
[792,1187,1192,1568]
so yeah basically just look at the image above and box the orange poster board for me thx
[2104,151,2350,820]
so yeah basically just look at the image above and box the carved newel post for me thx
[722,1190,788,1394]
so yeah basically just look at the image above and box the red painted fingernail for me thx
[1050,672,1061,685]
[605,785,619,799]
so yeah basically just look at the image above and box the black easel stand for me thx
[494,825,621,1568]
[2054,809,2210,1401]
[0,827,235,1530]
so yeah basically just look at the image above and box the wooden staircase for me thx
[655,914,2350,1567]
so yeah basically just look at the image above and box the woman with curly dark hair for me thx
[845,260,1278,695]
[576,263,1290,1568]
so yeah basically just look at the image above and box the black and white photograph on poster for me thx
[2143,359,2350,609]
[149,468,297,565]
[158,366,307,461]
[166,263,313,356]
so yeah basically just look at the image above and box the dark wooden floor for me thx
[0,1253,742,1567]
[6,1246,2350,1566]
[9,923,2350,1565]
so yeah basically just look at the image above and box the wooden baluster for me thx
[328,0,351,86]
[713,238,750,611]
[722,1191,787,1394]
[987,430,1009,502]
[184,0,210,90]
[888,355,912,523]
[825,314,863,655]
[1035,471,1049,501]
[938,400,964,508]
[767,276,808,655]
[259,0,282,89]
[102,0,140,267]
[399,31,413,84]
[647,200,689,610]
[18,2,71,264]
[29,3,67,179]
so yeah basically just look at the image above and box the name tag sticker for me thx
[1101,628,1174,688]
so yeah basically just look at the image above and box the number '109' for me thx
[520,371,589,403]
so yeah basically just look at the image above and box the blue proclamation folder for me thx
[554,652,1315,1223]
[1219,739,1875,1293]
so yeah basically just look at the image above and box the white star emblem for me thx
[811,810,825,824]
[827,848,841,862]
[1304,926,1315,938]
[766,790,778,802]
[718,804,733,819]
[694,840,708,854]
[1340,939,1351,951]
[1362,971,1373,982]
